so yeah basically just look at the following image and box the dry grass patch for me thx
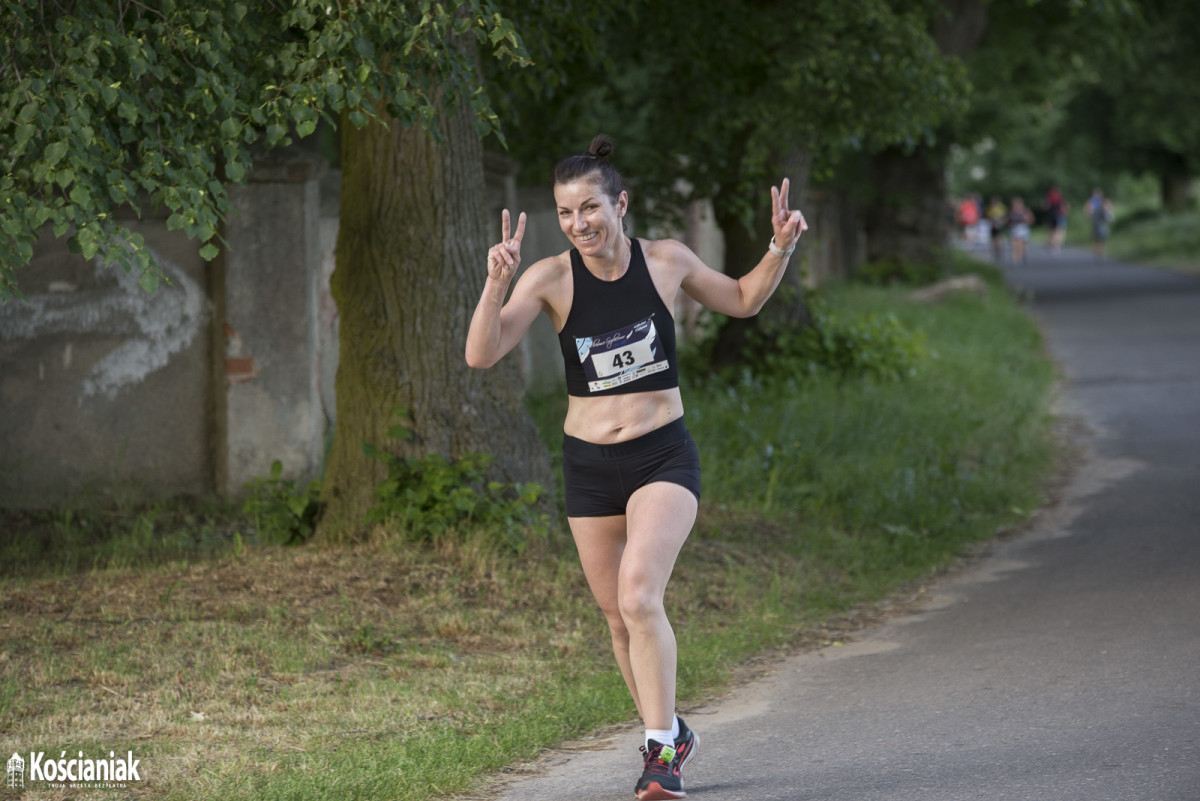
[0,520,814,800]
[0,537,596,797]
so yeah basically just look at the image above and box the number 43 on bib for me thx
[576,315,669,393]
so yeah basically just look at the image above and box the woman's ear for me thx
[618,191,629,217]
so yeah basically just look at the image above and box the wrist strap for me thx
[769,235,795,258]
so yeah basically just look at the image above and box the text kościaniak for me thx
[27,750,142,784]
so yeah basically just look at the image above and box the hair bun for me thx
[587,134,614,160]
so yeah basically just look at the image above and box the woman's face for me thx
[553,178,627,257]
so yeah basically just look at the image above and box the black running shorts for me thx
[561,417,702,518]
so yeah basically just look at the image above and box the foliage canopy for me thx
[0,0,528,302]
[489,0,968,231]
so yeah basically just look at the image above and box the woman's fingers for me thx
[489,245,514,267]
[782,211,807,241]
[489,209,526,280]
[513,211,527,244]
[501,209,527,246]
[772,179,794,222]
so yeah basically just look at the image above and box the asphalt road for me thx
[487,243,1200,801]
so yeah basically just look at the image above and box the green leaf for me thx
[199,242,219,260]
[138,269,159,293]
[220,118,242,139]
[13,124,36,151]
[69,185,93,206]
[44,141,69,167]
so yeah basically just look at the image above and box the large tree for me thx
[861,0,1140,266]
[322,38,551,537]
[1059,0,1200,209]
[0,0,552,538]
[490,0,966,360]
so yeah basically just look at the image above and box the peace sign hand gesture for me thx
[770,177,808,256]
[487,209,526,283]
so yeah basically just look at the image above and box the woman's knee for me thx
[617,582,665,628]
[598,604,629,638]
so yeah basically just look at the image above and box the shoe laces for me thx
[640,743,677,776]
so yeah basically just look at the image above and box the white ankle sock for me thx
[645,715,680,750]
[645,729,674,750]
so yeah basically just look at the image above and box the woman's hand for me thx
[770,178,808,254]
[487,209,526,282]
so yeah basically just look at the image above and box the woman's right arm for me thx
[465,209,546,369]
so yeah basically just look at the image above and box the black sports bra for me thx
[557,238,679,397]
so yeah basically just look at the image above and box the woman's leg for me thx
[569,513,643,718]
[568,481,698,730]
[618,481,697,730]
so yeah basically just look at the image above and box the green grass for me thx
[1064,203,1200,273]
[1106,208,1200,272]
[685,273,1054,601]
[0,499,246,579]
[0,270,1059,801]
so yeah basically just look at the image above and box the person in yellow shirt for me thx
[986,196,1008,262]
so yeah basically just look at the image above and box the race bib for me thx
[575,315,668,393]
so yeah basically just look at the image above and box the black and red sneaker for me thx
[635,740,685,800]
[673,715,698,771]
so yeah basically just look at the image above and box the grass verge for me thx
[1106,208,1200,273]
[1066,204,1200,274]
[0,268,1058,801]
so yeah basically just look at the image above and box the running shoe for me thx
[635,740,685,800]
[673,715,698,771]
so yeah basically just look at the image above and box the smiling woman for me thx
[465,133,807,800]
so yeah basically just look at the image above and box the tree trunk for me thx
[1161,171,1192,212]
[860,0,987,273]
[862,143,953,269]
[710,147,814,369]
[932,0,988,57]
[320,50,552,541]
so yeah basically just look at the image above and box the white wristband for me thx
[768,235,795,258]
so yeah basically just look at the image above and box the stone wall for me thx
[0,216,213,506]
[0,155,332,507]
[0,152,857,509]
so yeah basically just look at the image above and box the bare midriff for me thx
[562,387,685,444]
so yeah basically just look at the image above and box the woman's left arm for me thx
[678,178,808,318]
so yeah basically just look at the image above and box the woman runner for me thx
[465,134,807,800]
